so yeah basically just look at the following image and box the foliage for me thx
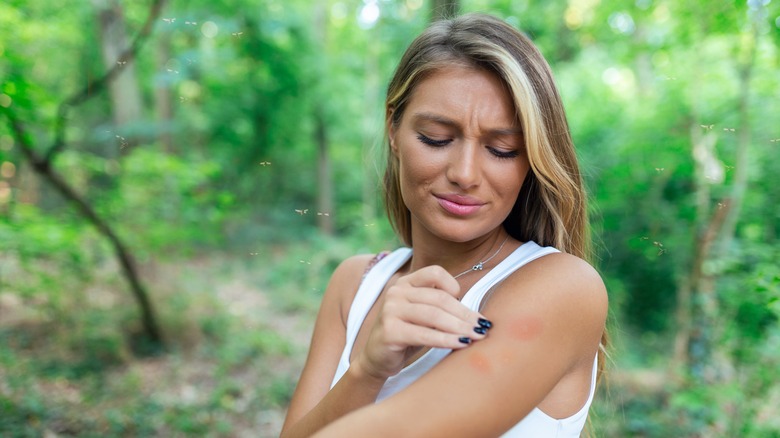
[1,0,779,436]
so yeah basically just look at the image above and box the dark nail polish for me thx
[458,337,471,344]
[474,326,487,335]
[478,318,493,329]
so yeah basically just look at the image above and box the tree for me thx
[1,0,168,349]
[92,0,144,150]
[672,1,763,387]
[313,1,334,236]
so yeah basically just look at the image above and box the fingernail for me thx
[474,326,487,335]
[458,337,472,344]
[478,318,493,329]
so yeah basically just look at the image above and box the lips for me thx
[435,194,485,216]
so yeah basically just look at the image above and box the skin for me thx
[391,65,528,253]
[281,66,608,438]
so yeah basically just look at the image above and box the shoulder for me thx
[498,250,605,306]
[325,252,389,324]
[327,253,377,296]
[331,253,378,281]
[485,251,607,358]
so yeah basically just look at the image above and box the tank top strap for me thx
[343,248,412,353]
[460,241,559,310]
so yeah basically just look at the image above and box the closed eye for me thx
[417,133,451,147]
[418,133,520,159]
[488,147,520,159]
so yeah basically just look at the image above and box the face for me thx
[388,65,529,244]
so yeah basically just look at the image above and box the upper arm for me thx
[314,252,608,438]
[282,253,375,432]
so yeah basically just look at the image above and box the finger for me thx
[391,286,486,326]
[390,321,482,350]
[398,265,460,297]
[394,302,488,340]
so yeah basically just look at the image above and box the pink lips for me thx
[435,194,485,216]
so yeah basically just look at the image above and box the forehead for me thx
[403,66,518,128]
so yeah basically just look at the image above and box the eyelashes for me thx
[416,133,520,160]
[489,148,520,159]
[416,134,450,147]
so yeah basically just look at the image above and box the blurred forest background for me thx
[1,0,779,436]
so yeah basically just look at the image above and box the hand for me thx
[354,265,490,380]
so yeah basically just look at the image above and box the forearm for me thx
[280,363,387,438]
[312,405,398,438]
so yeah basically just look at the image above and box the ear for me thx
[386,106,398,155]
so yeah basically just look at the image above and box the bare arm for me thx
[312,253,608,438]
[281,254,377,437]
[282,257,490,437]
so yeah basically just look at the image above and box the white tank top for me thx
[330,241,598,437]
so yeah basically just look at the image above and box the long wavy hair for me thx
[382,13,607,378]
[384,13,588,259]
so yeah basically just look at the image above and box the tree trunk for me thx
[677,24,757,385]
[315,106,334,235]
[93,0,143,152]
[686,192,731,382]
[362,36,381,244]
[313,2,334,235]
[633,24,654,96]
[4,112,164,349]
[718,40,755,251]
[431,0,459,22]
[154,31,174,153]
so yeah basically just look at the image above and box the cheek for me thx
[398,148,440,196]
[493,162,529,205]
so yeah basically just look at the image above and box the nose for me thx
[446,141,481,190]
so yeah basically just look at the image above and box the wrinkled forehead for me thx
[400,66,520,133]
[392,59,519,127]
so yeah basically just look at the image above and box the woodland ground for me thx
[2,250,775,437]
[0,252,317,437]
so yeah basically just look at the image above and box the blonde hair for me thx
[382,12,607,378]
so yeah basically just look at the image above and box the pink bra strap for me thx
[362,251,391,280]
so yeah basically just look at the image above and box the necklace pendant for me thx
[453,235,509,281]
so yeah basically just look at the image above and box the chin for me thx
[428,222,497,244]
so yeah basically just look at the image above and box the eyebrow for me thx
[411,111,523,136]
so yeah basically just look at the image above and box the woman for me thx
[281,13,607,438]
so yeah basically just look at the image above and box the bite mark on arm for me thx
[508,316,543,341]
[468,351,493,374]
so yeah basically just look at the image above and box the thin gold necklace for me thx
[453,235,510,279]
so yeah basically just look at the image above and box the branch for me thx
[2,105,164,346]
[1,0,169,348]
[2,106,48,171]
[46,0,167,164]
